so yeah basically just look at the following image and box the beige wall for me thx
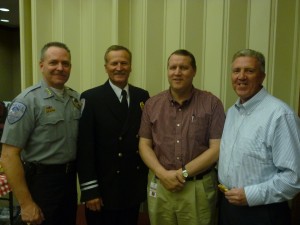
[16,0,300,112]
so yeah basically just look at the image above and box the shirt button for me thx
[136,134,139,138]
[118,153,123,157]
[136,150,139,154]
[136,166,140,170]
[118,136,123,140]
[116,170,120,174]
[176,140,180,143]
[177,123,180,127]
[176,157,180,160]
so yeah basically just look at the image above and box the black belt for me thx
[23,161,76,174]
[185,168,212,181]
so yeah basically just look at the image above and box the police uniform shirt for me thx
[1,80,81,164]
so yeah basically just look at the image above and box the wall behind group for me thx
[16,0,300,112]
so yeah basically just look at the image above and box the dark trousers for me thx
[219,194,291,225]
[85,204,140,225]
[25,167,77,225]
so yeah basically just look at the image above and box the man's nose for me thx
[56,63,64,70]
[174,67,182,74]
[116,63,123,70]
[237,70,246,79]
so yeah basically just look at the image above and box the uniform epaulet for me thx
[65,86,76,92]
[21,83,42,98]
[65,86,80,99]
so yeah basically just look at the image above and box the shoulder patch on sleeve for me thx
[7,102,27,124]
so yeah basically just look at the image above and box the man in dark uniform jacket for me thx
[77,45,150,225]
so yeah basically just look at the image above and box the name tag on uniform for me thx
[149,179,157,198]
[45,105,56,113]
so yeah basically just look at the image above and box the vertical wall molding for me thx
[291,0,300,110]
[202,0,225,97]
[52,0,63,40]
[272,0,298,107]
[111,0,119,44]
[30,0,39,85]
[267,0,278,93]
[129,0,148,88]
[220,0,230,106]
[129,0,146,88]
[163,0,182,90]
[200,0,207,92]
[19,0,32,90]
[162,0,168,90]
[180,0,186,47]
[78,0,95,91]
[140,0,148,89]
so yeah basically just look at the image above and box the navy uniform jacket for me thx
[77,80,150,209]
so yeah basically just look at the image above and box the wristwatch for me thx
[182,166,189,179]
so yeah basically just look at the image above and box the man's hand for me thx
[224,187,248,206]
[21,201,44,225]
[86,198,104,211]
[158,170,185,192]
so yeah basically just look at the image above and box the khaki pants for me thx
[147,170,218,225]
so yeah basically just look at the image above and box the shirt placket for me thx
[175,106,183,168]
[227,107,246,187]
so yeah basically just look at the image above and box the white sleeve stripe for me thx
[81,184,99,191]
[81,180,98,187]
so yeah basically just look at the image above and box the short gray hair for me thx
[232,49,265,73]
[104,45,132,64]
[40,42,71,61]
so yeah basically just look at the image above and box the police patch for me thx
[7,102,27,124]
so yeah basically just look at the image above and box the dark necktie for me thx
[121,89,128,113]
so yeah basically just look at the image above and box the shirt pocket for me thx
[240,137,273,165]
[188,115,209,139]
[39,114,64,142]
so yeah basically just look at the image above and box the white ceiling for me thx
[0,0,19,28]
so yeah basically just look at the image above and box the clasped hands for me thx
[157,169,185,193]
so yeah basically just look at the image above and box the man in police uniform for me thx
[0,42,81,225]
